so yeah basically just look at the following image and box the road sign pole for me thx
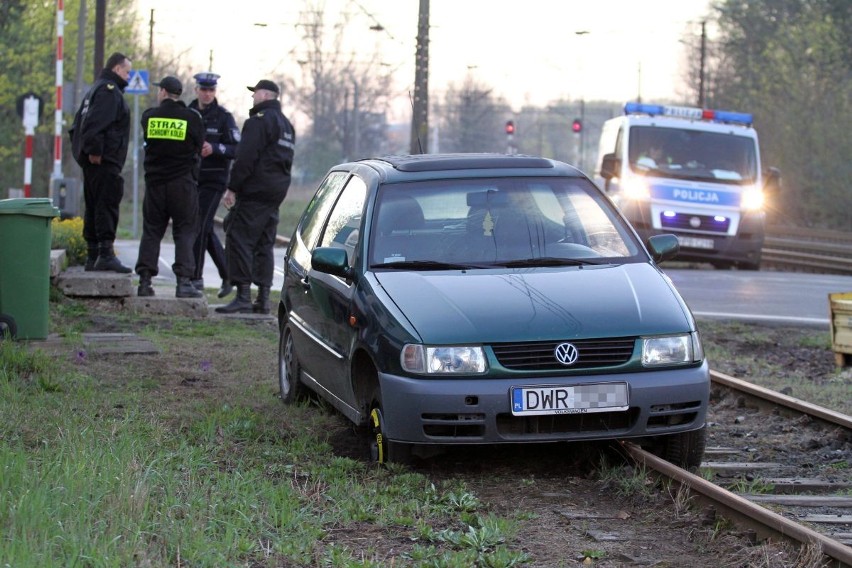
[124,69,148,239]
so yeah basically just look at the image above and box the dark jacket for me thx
[69,69,131,168]
[228,99,295,204]
[188,98,240,186]
[141,99,204,185]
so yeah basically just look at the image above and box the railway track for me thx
[624,370,852,567]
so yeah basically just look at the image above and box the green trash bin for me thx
[0,198,60,340]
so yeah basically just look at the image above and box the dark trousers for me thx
[135,173,199,278]
[192,182,227,280]
[224,199,279,287]
[82,162,124,245]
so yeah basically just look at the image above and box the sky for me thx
[133,0,714,124]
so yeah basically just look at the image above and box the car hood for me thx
[374,264,691,343]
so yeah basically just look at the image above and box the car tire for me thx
[0,314,16,340]
[278,326,304,404]
[652,426,707,470]
[368,393,411,465]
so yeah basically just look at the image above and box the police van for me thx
[595,102,779,270]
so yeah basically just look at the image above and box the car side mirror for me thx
[763,166,781,197]
[647,234,679,263]
[600,153,620,181]
[311,247,352,279]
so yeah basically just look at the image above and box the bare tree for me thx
[284,1,395,182]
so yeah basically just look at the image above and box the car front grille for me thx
[491,338,635,371]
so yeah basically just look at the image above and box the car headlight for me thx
[642,333,703,367]
[741,184,764,211]
[401,344,487,374]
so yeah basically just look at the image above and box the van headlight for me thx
[741,185,764,211]
[622,177,651,200]
[642,333,703,366]
[401,344,487,374]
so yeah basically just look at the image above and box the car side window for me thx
[299,171,348,250]
[319,175,367,268]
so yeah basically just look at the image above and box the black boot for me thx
[84,243,99,271]
[137,272,154,297]
[217,280,234,299]
[93,242,132,273]
[215,283,253,314]
[176,277,203,298]
[253,285,270,314]
[190,278,204,291]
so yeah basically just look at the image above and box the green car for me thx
[277,154,709,468]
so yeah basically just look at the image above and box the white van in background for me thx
[595,102,780,270]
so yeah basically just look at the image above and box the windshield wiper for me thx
[371,260,477,270]
[499,257,606,268]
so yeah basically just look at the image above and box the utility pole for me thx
[698,20,706,107]
[409,0,429,154]
[93,0,106,79]
[148,9,154,61]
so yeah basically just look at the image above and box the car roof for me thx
[350,153,585,182]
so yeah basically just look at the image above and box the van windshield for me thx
[628,126,758,184]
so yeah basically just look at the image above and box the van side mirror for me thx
[763,167,781,196]
[600,153,620,180]
[647,234,679,263]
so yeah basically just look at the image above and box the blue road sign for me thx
[126,70,149,95]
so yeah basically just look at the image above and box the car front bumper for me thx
[378,362,710,445]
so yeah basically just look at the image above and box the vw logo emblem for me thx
[689,216,701,229]
[554,343,579,366]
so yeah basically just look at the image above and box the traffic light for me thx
[572,118,583,134]
[505,120,515,135]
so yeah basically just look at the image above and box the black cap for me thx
[154,76,182,95]
[247,79,279,94]
[193,72,220,88]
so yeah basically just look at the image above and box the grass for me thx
[3,284,847,565]
[0,302,530,567]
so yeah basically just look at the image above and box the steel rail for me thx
[622,443,852,567]
[710,370,852,430]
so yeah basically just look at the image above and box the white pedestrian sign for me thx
[126,70,149,95]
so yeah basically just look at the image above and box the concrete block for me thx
[56,266,133,297]
[125,295,209,317]
[50,249,67,278]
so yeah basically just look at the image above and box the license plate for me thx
[677,236,714,250]
[510,383,629,416]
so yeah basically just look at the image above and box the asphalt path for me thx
[114,240,851,328]
[114,239,287,293]
[664,268,851,328]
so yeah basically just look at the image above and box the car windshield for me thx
[369,176,643,268]
[627,126,758,184]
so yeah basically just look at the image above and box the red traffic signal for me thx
[571,118,582,133]
[505,120,515,135]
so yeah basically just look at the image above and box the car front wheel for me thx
[368,393,411,465]
[649,426,707,470]
[278,327,303,404]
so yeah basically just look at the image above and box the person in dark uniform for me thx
[134,76,205,299]
[188,72,240,298]
[216,79,295,314]
[69,51,133,273]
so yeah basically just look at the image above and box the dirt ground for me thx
[45,304,843,567]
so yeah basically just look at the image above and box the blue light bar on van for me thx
[624,102,753,126]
